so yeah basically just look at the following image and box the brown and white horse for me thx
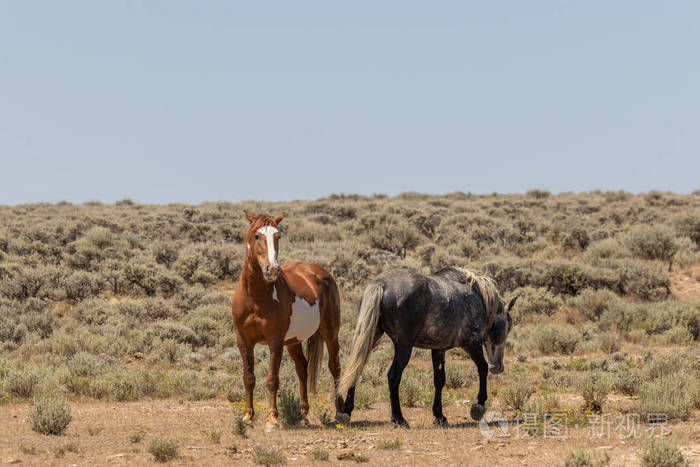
[231,210,346,431]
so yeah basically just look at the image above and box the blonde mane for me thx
[455,268,501,320]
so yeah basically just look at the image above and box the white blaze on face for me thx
[256,226,279,267]
[272,285,278,302]
[285,296,320,342]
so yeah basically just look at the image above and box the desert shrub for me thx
[530,324,582,355]
[0,312,27,350]
[500,375,536,411]
[596,330,621,354]
[673,214,700,246]
[578,371,612,411]
[232,407,248,438]
[312,448,329,461]
[482,257,532,293]
[608,258,670,300]
[570,288,619,321]
[148,437,179,463]
[393,370,425,408]
[534,261,617,296]
[184,304,231,347]
[353,383,378,409]
[0,265,47,301]
[63,271,103,302]
[510,286,562,323]
[123,259,161,296]
[366,217,422,258]
[584,238,626,262]
[253,445,286,466]
[563,448,610,467]
[563,227,590,251]
[521,390,560,416]
[28,395,72,435]
[444,362,467,389]
[3,370,39,397]
[623,225,678,263]
[152,241,179,268]
[526,189,550,199]
[640,439,689,467]
[73,299,112,326]
[22,310,56,339]
[646,301,700,341]
[67,352,112,377]
[330,250,372,289]
[610,364,641,396]
[636,376,697,421]
[144,321,197,346]
[278,391,303,427]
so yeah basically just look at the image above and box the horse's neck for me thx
[240,255,273,298]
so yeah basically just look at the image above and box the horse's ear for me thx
[507,296,519,311]
[244,210,256,223]
[274,212,285,224]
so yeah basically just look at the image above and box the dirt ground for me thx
[1,398,698,466]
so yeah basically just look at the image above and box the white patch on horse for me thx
[272,285,278,302]
[257,226,279,266]
[285,296,320,342]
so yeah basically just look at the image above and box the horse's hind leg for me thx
[287,343,310,424]
[388,342,413,427]
[466,345,488,421]
[320,326,346,420]
[431,350,448,426]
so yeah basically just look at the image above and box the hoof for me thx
[470,404,485,421]
[335,412,351,425]
[301,417,311,427]
[391,417,410,429]
[264,423,280,432]
[242,413,254,424]
[433,416,448,427]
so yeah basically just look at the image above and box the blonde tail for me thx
[306,330,324,394]
[338,282,383,398]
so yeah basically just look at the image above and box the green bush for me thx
[578,371,612,412]
[624,225,678,263]
[563,447,610,467]
[28,395,72,435]
[73,299,112,326]
[530,324,582,355]
[500,375,536,411]
[3,370,39,397]
[278,391,303,427]
[253,445,286,466]
[63,271,103,302]
[640,439,689,467]
[570,288,618,321]
[636,376,697,421]
[148,437,179,463]
[673,214,700,246]
[510,286,562,323]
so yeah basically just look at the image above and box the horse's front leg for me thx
[265,337,284,431]
[431,350,448,426]
[235,331,256,422]
[287,343,310,424]
[466,344,488,421]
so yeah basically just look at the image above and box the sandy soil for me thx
[1,398,699,466]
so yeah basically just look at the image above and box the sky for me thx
[1,1,699,204]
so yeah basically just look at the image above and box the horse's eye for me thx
[255,234,259,240]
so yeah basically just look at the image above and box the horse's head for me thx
[484,296,517,374]
[243,210,285,282]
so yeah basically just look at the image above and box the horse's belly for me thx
[285,296,320,342]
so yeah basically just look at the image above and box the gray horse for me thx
[338,267,516,427]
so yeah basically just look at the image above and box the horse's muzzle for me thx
[264,264,280,282]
